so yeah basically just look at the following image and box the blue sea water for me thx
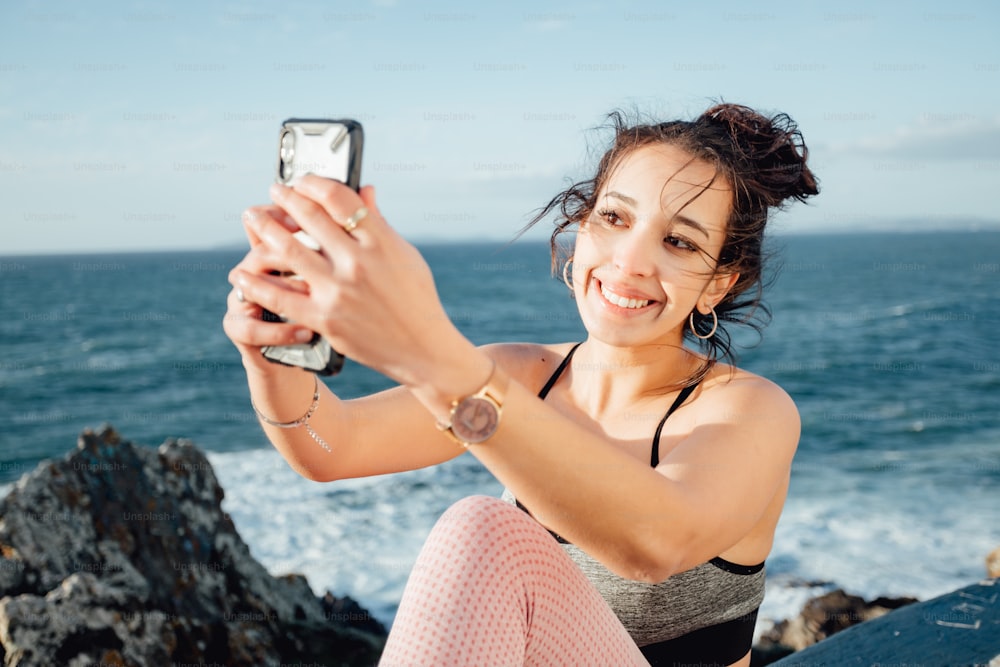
[2,232,999,635]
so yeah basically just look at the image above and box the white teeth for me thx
[601,285,650,309]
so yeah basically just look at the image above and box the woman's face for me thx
[571,143,737,349]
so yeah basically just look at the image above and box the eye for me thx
[596,207,624,226]
[665,234,698,253]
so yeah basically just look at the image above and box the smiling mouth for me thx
[599,282,652,309]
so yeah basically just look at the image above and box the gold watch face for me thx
[451,396,499,444]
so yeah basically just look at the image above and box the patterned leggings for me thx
[379,495,650,667]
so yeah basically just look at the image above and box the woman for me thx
[224,102,819,666]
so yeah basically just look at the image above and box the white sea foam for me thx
[209,448,501,623]
[209,444,999,634]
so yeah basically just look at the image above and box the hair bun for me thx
[701,103,819,206]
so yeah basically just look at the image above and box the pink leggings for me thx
[379,495,650,667]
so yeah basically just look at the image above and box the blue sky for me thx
[2,0,998,255]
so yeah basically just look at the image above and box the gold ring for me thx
[343,206,369,233]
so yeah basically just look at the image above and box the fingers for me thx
[358,184,378,210]
[242,205,299,247]
[225,243,317,348]
[240,206,330,278]
[222,286,314,349]
[230,268,317,331]
[230,177,390,355]
[271,175,386,247]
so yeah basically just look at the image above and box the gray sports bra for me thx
[502,342,765,665]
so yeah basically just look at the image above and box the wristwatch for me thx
[437,362,508,447]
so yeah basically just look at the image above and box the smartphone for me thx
[260,118,364,376]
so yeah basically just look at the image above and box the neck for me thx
[569,337,700,419]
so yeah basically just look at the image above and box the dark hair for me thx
[525,102,819,384]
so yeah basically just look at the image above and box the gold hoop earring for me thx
[689,307,718,340]
[562,258,574,291]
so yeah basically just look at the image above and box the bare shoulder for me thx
[697,364,801,439]
[480,341,579,390]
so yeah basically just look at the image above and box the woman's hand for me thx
[228,175,470,391]
[222,205,317,376]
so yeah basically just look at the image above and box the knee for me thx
[413,495,564,589]
[431,495,530,544]
[438,494,518,526]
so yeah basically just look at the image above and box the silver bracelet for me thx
[250,375,333,453]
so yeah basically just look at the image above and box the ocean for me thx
[2,232,999,638]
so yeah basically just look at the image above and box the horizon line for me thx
[3,224,1000,259]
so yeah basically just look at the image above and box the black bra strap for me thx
[537,342,583,399]
[650,382,700,467]
[709,556,765,575]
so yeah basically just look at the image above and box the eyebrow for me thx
[605,190,711,239]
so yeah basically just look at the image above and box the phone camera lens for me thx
[278,130,296,183]
[280,131,295,162]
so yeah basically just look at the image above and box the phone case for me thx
[276,118,364,188]
[261,118,364,376]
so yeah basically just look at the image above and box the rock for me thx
[767,579,1000,666]
[0,425,385,667]
[987,546,1000,578]
[752,588,918,665]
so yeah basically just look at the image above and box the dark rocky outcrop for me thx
[0,425,385,667]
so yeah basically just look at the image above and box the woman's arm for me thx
[237,364,470,482]
[459,366,799,581]
[231,177,798,581]
[223,207,476,481]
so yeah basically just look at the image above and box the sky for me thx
[1,0,999,255]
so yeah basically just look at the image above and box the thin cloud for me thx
[846,116,1000,160]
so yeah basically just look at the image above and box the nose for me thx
[611,226,657,278]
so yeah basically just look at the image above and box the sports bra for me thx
[503,342,765,665]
